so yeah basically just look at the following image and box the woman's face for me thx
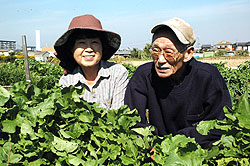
[73,37,102,69]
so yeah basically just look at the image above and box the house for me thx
[42,46,55,52]
[216,41,233,51]
[114,49,131,58]
[42,47,55,57]
[201,44,213,51]
[233,42,250,52]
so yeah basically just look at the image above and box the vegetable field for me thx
[0,60,250,166]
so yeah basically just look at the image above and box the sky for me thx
[0,0,250,50]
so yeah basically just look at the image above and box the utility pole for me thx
[22,35,31,86]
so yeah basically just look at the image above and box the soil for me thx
[123,56,250,68]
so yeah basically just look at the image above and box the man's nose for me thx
[158,54,167,63]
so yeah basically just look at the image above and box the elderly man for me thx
[124,18,232,148]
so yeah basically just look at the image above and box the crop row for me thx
[0,60,250,165]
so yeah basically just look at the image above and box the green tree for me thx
[235,50,249,56]
[130,48,139,58]
[215,50,227,57]
[140,43,152,60]
[130,43,152,60]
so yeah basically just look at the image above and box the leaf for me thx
[71,123,88,138]
[87,143,97,159]
[59,129,72,139]
[163,150,204,166]
[78,110,94,123]
[120,155,135,165]
[9,154,23,164]
[27,84,41,99]
[160,137,171,154]
[12,96,29,110]
[108,144,121,160]
[170,135,196,149]
[20,119,37,140]
[68,154,85,166]
[117,133,129,144]
[91,135,101,147]
[28,159,47,166]
[224,107,236,121]
[1,119,18,133]
[0,146,8,162]
[56,96,69,108]
[236,93,250,129]
[0,85,10,106]
[134,136,145,148]
[124,140,138,158]
[131,126,154,137]
[196,120,217,135]
[219,135,235,149]
[37,98,55,118]
[93,126,107,138]
[52,136,78,153]
[72,89,80,102]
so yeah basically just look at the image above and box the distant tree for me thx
[130,44,153,60]
[235,50,249,56]
[215,50,227,57]
[130,48,139,58]
[142,43,152,59]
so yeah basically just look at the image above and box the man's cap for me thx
[151,17,196,46]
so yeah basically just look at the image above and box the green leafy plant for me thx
[197,93,250,165]
[1,59,250,165]
[0,59,63,89]
[0,81,156,165]
[122,64,137,79]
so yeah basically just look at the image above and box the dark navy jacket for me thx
[124,58,232,148]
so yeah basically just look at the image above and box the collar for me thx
[70,60,111,86]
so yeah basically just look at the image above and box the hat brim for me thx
[54,28,121,72]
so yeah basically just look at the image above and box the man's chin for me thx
[156,71,172,78]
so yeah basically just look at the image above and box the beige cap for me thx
[151,17,196,46]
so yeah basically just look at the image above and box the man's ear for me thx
[183,46,194,62]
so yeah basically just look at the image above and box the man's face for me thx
[152,37,184,78]
[73,37,102,69]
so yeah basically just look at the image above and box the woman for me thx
[54,14,128,110]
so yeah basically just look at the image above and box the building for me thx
[114,49,131,58]
[233,42,250,52]
[0,40,16,50]
[27,46,36,51]
[41,46,55,52]
[216,41,233,51]
[201,44,213,51]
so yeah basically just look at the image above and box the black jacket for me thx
[124,58,232,148]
